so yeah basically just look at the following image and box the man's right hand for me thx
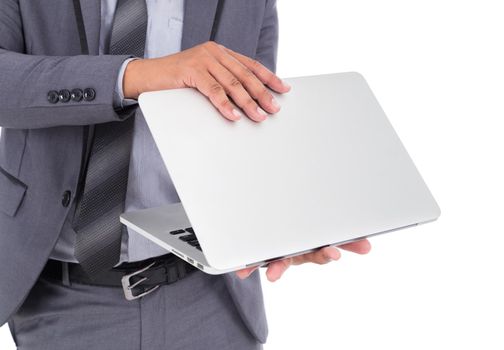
[123,41,291,122]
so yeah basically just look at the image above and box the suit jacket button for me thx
[71,88,83,102]
[83,88,96,101]
[62,190,72,208]
[47,90,59,104]
[59,89,71,103]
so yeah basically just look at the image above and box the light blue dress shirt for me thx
[50,0,185,263]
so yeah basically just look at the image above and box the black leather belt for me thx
[42,254,197,300]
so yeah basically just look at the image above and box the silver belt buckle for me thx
[121,261,160,301]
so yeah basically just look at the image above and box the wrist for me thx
[123,58,145,100]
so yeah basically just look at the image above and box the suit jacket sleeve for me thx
[0,0,133,129]
[255,0,279,74]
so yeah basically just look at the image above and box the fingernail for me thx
[282,80,291,90]
[271,97,280,111]
[232,108,243,120]
[257,107,268,119]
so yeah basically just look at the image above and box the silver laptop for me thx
[120,72,440,275]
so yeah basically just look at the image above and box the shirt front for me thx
[50,0,185,263]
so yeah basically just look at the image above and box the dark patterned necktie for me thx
[73,0,147,277]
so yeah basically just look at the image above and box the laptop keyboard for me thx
[170,227,202,251]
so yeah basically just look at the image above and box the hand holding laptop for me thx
[123,41,291,122]
[122,56,440,283]
[236,239,371,282]
[123,42,373,282]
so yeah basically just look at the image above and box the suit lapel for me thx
[79,0,101,55]
[181,0,219,50]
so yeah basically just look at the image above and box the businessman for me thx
[0,0,371,348]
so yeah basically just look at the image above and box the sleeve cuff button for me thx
[47,90,59,104]
[83,88,96,101]
[71,88,84,102]
[58,89,71,103]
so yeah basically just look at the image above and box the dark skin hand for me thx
[123,41,290,121]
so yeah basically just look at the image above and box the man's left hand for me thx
[235,239,372,282]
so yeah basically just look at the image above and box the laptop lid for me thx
[138,72,440,270]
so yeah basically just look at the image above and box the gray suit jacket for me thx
[0,0,279,343]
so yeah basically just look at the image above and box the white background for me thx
[2,0,503,348]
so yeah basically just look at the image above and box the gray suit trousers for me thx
[8,270,262,350]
